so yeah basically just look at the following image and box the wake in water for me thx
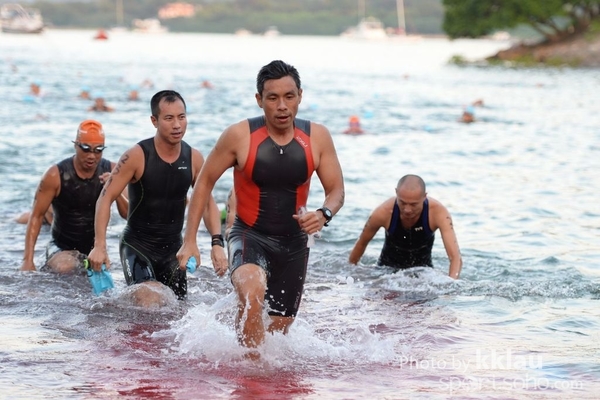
[2,248,599,398]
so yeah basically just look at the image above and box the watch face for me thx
[321,207,332,220]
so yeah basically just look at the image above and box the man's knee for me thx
[268,315,294,334]
[232,264,266,306]
[128,281,176,308]
[45,250,85,274]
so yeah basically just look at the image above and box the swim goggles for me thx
[73,141,106,153]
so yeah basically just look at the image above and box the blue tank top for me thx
[378,198,435,269]
[52,157,112,254]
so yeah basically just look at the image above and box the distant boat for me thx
[263,26,281,37]
[388,0,422,41]
[109,0,128,33]
[489,31,511,41]
[341,0,387,39]
[94,29,109,40]
[132,18,168,34]
[0,3,44,34]
[341,16,387,40]
[235,28,252,36]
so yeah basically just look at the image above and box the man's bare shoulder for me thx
[427,196,448,212]
[112,144,145,177]
[372,197,396,218]
[39,164,61,188]
[427,196,453,225]
[224,119,251,137]
[43,163,60,177]
[120,143,144,161]
[217,119,251,152]
[308,121,331,137]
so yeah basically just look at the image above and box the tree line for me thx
[443,0,600,43]
[32,0,600,43]
[32,0,445,35]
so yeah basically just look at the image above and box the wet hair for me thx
[150,90,186,118]
[397,175,426,195]
[256,60,301,96]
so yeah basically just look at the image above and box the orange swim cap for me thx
[76,120,105,144]
[349,115,360,123]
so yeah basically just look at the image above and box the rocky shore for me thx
[487,33,600,68]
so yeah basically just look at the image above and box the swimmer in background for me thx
[89,92,115,112]
[459,99,484,123]
[141,79,154,89]
[79,86,91,100]
[30,81,42,96]
[128,85,140,101]
[343,115,364,135]
[460,105,475,123]
[15,205,53,225]
[24,81,44,103]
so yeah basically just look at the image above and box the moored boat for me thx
[132,18,168,34]
[341,16,387,40]
[0,3,44,34]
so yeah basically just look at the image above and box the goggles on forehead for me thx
[73,141,106,154]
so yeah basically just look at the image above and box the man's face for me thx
[256,76,302,131]
[396,186,426,220]
[152,98,187,145]
[74,141,105,172]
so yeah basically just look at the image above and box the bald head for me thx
[397,175,426,197]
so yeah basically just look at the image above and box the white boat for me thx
[235,28,252,36]
[263,26,281,37]
[109,0,128,32]
[341,16,387,40]
[132,18,168,34]
[0,3,44,34]
[388,0,422,41]
[489,31,511,41]
[341,0,387,39]
[342,0,421,41]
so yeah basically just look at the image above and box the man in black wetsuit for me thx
[20,119,128,273]
[87,90,227,302]
[349,174,462,279]
[177,60,345,354]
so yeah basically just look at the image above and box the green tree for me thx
[442,0,600,42]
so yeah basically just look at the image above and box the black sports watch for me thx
[317,207,333,227]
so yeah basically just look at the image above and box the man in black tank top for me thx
[349,175,463,279]
[87,90,227,305]
[20,120,128,274]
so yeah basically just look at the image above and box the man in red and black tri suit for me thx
[177,60,345,354]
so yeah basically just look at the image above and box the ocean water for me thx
[1,30,599,399]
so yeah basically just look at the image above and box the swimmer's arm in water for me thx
[20,165,60,271]
[348,198,392,265]
[430,200,462,279]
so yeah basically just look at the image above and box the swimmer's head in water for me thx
[76,120,105,144]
